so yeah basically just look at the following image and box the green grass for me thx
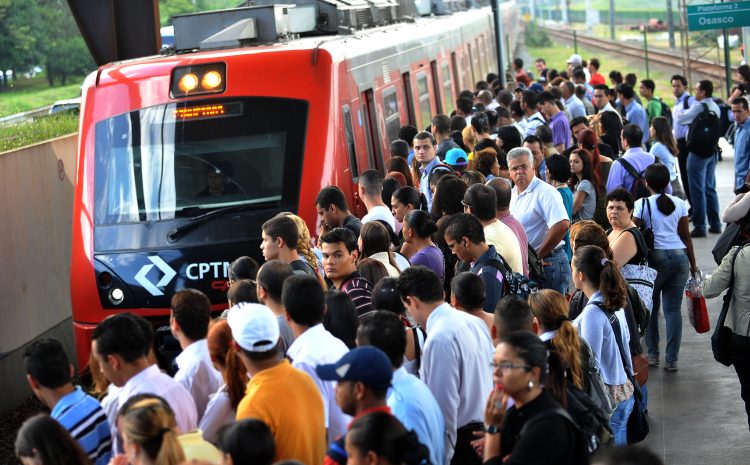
[0,113,78,153]
[526,41,678,107]
[0,75,83,118]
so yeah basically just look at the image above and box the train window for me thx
[382,87,401,145]
[416,73,431,132]
[363,90,383,171]
[429,61,442,114]
[93,97,307,225]
[343,105,359,179]
[468,43,479,88]
[441,63,454,116]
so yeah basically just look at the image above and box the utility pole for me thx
[492,0,507,88]
[667,0,675,48]
[609,0,615,40]
[722,0,732,97]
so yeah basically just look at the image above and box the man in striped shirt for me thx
[24,339,112,465]
[320,227,374,315]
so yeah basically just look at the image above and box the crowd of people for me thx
[15,53,750,465]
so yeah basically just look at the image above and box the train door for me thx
[430,60,442,114]
[362,89,384,173]
[402,72,416,127]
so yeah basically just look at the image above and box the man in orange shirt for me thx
[229,302,326,465]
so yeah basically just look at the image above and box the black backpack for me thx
[616,157,656,201]
[566,382,615,456]
[518,406,590,463]
[478,255,514,297]
[651,97,672,126]
[686,103,721,157]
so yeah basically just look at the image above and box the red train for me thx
[70,1,517,368]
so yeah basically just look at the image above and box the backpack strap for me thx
[592,302,635,378]
[478,256,512,294]
[616,157,642,180]
[519,406,579,438]
[683,95,691,110]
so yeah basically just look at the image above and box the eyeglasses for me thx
[491,361,532,371]
[447,240,459,250]
[461,200,471,209]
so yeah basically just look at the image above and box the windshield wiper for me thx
[167,204,255,242]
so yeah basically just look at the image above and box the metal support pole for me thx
[667,0,675,49]
[573,30,578,54]
[492,0,506,87]
[744,27,750,64]
[644,27,650,78]
[724,27,732,97]
[609,0,615,40]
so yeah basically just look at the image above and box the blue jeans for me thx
[541,247,571,295]
[610,395,635,445]
[646,248,690,364]
[687,152,721,232]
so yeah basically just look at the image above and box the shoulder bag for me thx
[712,245,747,366]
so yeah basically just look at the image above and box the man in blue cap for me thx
[444,147,468,173]
[316,346,394,465]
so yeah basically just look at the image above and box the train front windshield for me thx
[93,98,307,225]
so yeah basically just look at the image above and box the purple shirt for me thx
[410,245,445,283]
[499,212,529,276]
[549,111,571,149]
[605,147,673,194]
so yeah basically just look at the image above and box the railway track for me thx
[540,26,739,86]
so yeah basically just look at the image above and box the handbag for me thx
[607,312,649,444]
[686,290,710,334]
[527,244,545,284]
[711,221,742,265]
[712,245,746,366]
[638,198,655,253]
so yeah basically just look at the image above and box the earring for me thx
[528,380,534,390]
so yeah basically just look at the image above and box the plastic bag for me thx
[685,271,710,333]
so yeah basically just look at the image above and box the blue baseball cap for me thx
[315,347,393,390]
[529,83,545,94]
[445,147,468,168]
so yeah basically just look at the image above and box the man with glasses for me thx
[508,147,571,294]
[444,212,508,313]
[414,131,442,211]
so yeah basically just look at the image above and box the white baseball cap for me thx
[227,303,280,352]
[567,54,583,66]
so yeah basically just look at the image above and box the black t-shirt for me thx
[342,214,362,238]
[289,258,317,277]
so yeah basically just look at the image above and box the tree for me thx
[37,0,94,86]
[0,0,41,89]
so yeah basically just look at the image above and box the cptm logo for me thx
[135,256,177,296]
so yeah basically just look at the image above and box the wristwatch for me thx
[485,424,500,434]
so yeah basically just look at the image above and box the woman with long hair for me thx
[636,164,697,371]
[580,128,613,229]
[201,319,249,444]
[649,116,686,199]
[323,290,359,349]
[16,414,93,465]
[475,148,501,181]
[596,111,623,157]
[569,149,598,223]
[346,413,430,465]
[386,156,414,188]
[371,277,425,376]
[482,331,580,464]
[282,213,326,286]
[358,221,401,277]
[528,290,584,390]
[463,125,477,169]
[571,245,633,445]
[391,186,427,257]
[120,398,186,465]
[356,257,390,286]
[402,210,443,283]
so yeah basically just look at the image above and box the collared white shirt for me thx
[524,111,545,137]
[598,102,623,122]
[286,323,351,443]
[110,364,198,452]
[420,303,494,463]
[199,385,233,445]
[510,176,569,251]
[174,339,224,421]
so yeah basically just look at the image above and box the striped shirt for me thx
[51,387,112,465]
[336,271,373,316]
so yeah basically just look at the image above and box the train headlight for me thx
[178,73,199,93]
[108,288,125,305]
[171,63,226,98]
[201,71,222,90]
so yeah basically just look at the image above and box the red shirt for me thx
[516,70,532,87]
[590,72,606,86]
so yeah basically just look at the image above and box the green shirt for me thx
[646,97,663,123]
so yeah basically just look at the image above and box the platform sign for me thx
[687,1,750,31]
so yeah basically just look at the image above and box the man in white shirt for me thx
[593,84,621,120]
[170,289,223,421]
[283,274,351,443]
[561,81,586,119]
[92,313,198,452]
[359,169,396,231]
[396,267,493,465]
[522,90,545,137]
[508,147,571,294]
